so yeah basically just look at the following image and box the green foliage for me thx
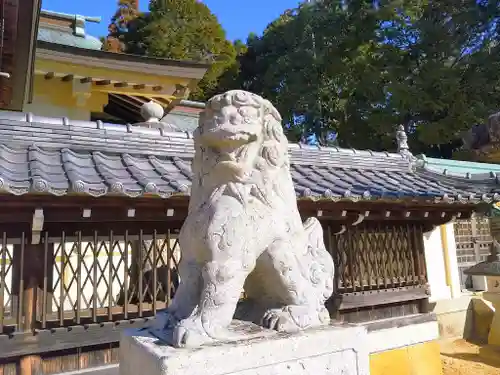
[104,0,139,52]
[121,0,236,100]
[210,0,500,153]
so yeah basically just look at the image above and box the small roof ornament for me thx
[135,101,181,132]
[396,124,412,158]
[140,101,165,125]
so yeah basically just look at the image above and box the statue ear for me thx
[261,115,288,168]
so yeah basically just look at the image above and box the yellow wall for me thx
[25,75,110,118]
[27,56,196,118]
[370,341,443,375]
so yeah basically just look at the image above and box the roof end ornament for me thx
[140,101,165,125]
[396,124,413,159]
[136,101,181,132]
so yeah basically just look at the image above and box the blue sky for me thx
[41,0,301,42]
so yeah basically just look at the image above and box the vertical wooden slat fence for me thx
[324,221,428,318]
[0,220,428,372]
[0,229,182,336]
[326,222,427,293]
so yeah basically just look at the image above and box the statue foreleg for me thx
[172,256,256,348]
[261,235,334,332]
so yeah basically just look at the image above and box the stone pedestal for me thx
[476,277,500,345]
[120,321,369,375]
[483,291,500,346]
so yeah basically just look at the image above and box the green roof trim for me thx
[40,10,101,24]
[416,154,500,179]
[38,9,102,50]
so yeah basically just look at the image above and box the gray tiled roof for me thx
[0,111,498,203]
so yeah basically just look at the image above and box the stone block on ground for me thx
[120,320,369,375]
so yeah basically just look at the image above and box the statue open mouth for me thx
[200,127,258,151]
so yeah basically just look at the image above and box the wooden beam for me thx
[80,77,93,84]
[304,208,464,226]
[95,79,111,86]
[42,220,185,235]
[0,194,190,209]
[44,72,54,80]
[114,82,129,88]
[297,199,478,213]
[334,286,428,310]
[42,206,189,223]
[0,318,150,359]
[133,84,146,90]
[61,74,74,82]
[19,243,45,375]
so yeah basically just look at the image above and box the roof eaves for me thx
[0,111,415,171]
[40,9,101,24]
[36,41,211,73]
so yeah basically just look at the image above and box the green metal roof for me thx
[37,28,102,50]
[37,9,102,51]
[416,154,500,179]
[162,108,201,133]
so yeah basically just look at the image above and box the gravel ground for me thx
[440,339,500,375]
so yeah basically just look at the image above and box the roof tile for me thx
[0,111,497,203]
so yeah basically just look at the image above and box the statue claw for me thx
[261,308,300,333]
[172,316,214,348]
[261,306,330,333]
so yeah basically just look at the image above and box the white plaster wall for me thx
[423,227,452,302]
[23,95,91,121]
[52,238,180,312]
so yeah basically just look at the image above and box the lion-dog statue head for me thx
[190,90,296,212]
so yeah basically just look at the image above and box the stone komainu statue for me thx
[151,90,335,348]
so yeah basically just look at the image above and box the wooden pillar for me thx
[17,242,44,375]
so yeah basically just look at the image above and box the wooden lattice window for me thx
[454,215,493,289]
[0,230,181,334]
[454,216,492,266]
[325,223,427,294]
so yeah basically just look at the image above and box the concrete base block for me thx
[120,321,369,375]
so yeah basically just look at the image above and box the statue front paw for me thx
[261,305,330,333]
[261,308,301,333]
[172,316,214,348]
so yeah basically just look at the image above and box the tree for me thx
[103,0,140,53]
[212,0,500,154]
[122,0,236,100]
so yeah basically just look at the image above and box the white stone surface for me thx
[141,101,164,123]
[423,228,452,302]
[151,90,335,348]
[120,322,369,375]
[367,320,439,353]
